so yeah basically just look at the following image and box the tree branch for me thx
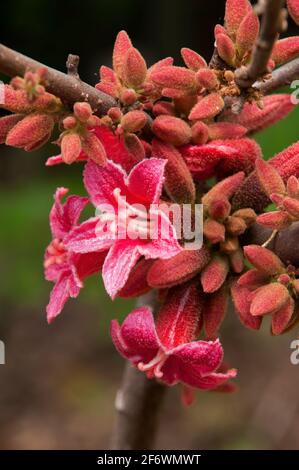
[111,292,167,450]
[0,43,117,115]
[255,57,299,93]
[235,0,286,89]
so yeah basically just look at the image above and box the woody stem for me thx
[110,292,167,450]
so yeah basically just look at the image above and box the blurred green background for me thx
[0,0,299,450]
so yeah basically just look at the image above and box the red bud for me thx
[271,37,299,65]
[237,269,269,290]
[121,110,147,133]
[204,287,229,339]
[256,211,291,230]
[255,159,286,198]
[203,219,226,244]
[147,247,211,289]
[151,66,197,90]
[216,33,236,66]
[272,297,295,335]
[152,139,195,203]
[287,0,299,25]
[123,133,145,162]
[61,133,82,164]
[6,113,54,150]
[112,30,132,78]
[0,114,23,143]
[191,121,209,144]
[82,132,107,165]
[73,102,92,122]
[189,93,224,121]
[208,122,247,140]
[250,283,290,316]
[152,115,192,146]
[231,281,263,330]
[123,47,147,88]
[196,68,218,90]
[224,0,252,35]
[181,48,207,71]
[236,11,259,56]
[201,255,229,293]
[243,245,284,276]
[202,172,245,207]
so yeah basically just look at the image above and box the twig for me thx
[111,363,167,450]
[255,57,299,94]
[0,43,117,115]
[262,229,278,247]
[111,292,167,450]
[235,0,286,89]
[66,54,80,79]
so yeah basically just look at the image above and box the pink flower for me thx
[44,187,106,323]
[65,158,182,299]
[111,306,236,390]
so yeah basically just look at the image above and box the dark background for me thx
[0,0,299,449]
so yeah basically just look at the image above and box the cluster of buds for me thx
[0,68,61,150]
[2,0,299,403]
[256,159,299,230]
[233,245,299,335]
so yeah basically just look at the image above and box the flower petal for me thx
[46,271,80,324]
[102,240,141,298]
[50,188,89,239]
[65,217,115,253]
[83,159,127,208]
[127,158,166,204]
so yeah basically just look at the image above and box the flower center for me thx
[44,238,68,268]
[103,188,152,239]
[137,349,168,379]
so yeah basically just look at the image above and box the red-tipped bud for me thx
[123,133,145,162]
[203,219,226,244]
[226,216,247,236]
[123,47,147,88]
[112,30,132,78]
[82,132,106,165]
[201,255,229,293]
[216,33,236,66]
[120,110,147,133]
[152,139,195,203]
[216,138,262,177]
[287,0,299,25]
[202,172,245,207]
[224,0,251,35]
[156,281,205,348]
[271,37,299,65]
[287,175,299,198]
[73,102,92,122]
[282,196,299,218]
[230,94,295,134]
[256,210,291,230]
[233,208,256,225]
[191,121,209,144]
[244,245,284,275]
[255,159,286,198]
[250,283,290,316]
[214,24,227,37]
[236,11,259,56]
[229,248,244,273]
[63,116,77,129]
[61,133,82,164]
[220,236,239,254]
[237,269,269,290]
[208,198,231,221]
[196,68,218,90]
[152,115,192,146]
[204,287,228,339]
[99,65,117,83]
[151,66,197,90]
[0,114,23,143]
[272,297,295,335]
[119,259,153,298]
[107,107,122,123]
[231,281,263,330]
[6,113,54,150]
[181,48,207,71]
[147,247,211,289]
[189,93,224,121]
[152,101,175,116]
[208,122,247,140]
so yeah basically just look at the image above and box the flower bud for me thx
[74,102,92,122]
[0,114,23,143]
[287,0,299,25]
[250,283,290,316]
[191,121,209,144]
[243,245,284,276]
[231,281,263,330]
[271,37,299,65]
[272,297,295,335]
[224,0,251,35]
[201,255,229,293]
[6,113,54,150]
[112,30,132,78]
[151,66,197,90]
[123,47,147,88]
[216,33,236,66]
[208,123,247,140]
[236,11,259,56]
[181,48,207,71]
[63,116,77,129]
[203,219,226,244]
[123,133,145,163]
[152,115,192,146]
[82,132,107,165]
[61,133,82,164]
[196,68,218,90]
[120,88,138,105]
[189,93,224,121]
[255,159,286,198]
[120,110,147,133]
[204,287,228,339]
